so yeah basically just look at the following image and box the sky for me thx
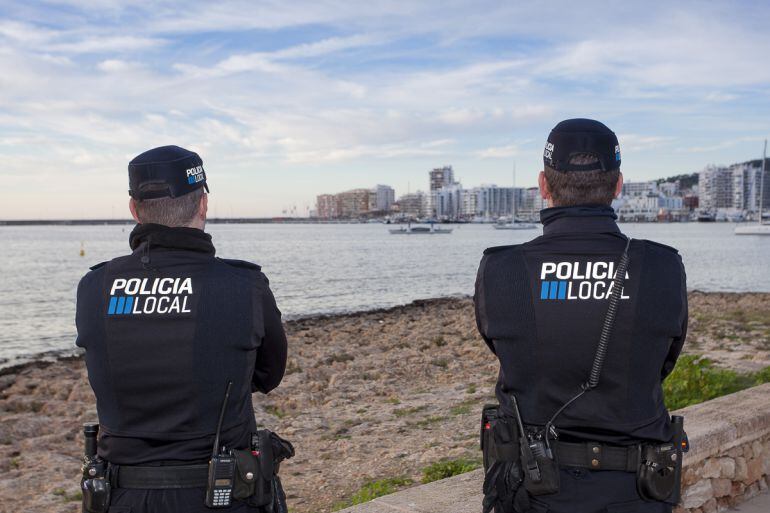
[1,1,770,219]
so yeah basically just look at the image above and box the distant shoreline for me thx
[0,218,761,226]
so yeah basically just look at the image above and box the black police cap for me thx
[543,118,621,173]
[128,145,209,200]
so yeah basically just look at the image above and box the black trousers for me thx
[108,488,261,513]
[527,468,672,513]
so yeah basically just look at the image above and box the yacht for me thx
[389,222,452,234]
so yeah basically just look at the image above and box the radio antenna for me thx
[211,380,233,458]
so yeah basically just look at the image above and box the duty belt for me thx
[108,464,209,489]
[552,440,640,472]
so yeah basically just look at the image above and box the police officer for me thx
[475,119,688,513]
[76,145,289,512]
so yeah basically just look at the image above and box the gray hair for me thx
[134,187,204,227]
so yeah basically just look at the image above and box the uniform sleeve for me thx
[252,278,288,394]
[661,256,688,380]
[474,254,496,355]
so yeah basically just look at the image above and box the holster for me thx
[521,432,560,497]
[233,430,295,511]
[481,405,520,470]
[480,405,529,513]
[81,456,110,513]
[637,415,687,505]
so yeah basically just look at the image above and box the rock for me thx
[711,478,732,497]
[701,498,718,513]
[734,457,749,483]
[683,480,713,509]
[0,374,16,391]
[745,457,763,485]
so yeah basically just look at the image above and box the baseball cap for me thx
[128,145,209,200]
[543,118,621,173]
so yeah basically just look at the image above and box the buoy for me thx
[80,242,85,257]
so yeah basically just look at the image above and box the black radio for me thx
[205,381,236,509]
[205,453,236,508]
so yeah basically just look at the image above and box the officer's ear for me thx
[615,172,624,199]
[128,198,141,223]
[198,193,208,222]
[538,171,552,202]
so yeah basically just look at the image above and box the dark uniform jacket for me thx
[76,223,287,464]
[475,205,687,445]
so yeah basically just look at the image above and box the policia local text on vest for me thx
[475,119,689,513]
[76,146,293,513]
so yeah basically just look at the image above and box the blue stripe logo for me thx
[107,295,135,315]
[540,281,568,301]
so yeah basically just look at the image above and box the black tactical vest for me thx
[475,206,688,445]
[76,224,286,464]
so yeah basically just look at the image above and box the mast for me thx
[759,139,767,224]
[512,161,517,223]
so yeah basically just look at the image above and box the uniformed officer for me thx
[475,119,688,513]
[76,145,289,512]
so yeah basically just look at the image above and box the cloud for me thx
[476,144,519,159]
[618,134,674,152]
[1,0,770,218]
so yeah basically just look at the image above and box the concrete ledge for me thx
[340,383,770,513]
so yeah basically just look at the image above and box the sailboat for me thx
[494,162,537,230]
[735,140,770,235]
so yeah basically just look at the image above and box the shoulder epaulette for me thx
[217,257,262,271]
[483,244,520,255]
[640,239,679,254]
[89,261,108,271]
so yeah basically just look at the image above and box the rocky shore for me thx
[1,292,768,513]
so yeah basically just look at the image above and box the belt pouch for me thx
[233,432,276,507]
[636,444,677,502]
[523,452,560,495]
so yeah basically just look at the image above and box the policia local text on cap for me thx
[76,145,293,513]
[475,119,689,513]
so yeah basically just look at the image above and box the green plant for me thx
[663,355,770,410]
[332,477,413,510]
[432,336,447,347]
[264,404,287,418]
[450,400,476,416]
[393,405,426,417]
[421,458,480,484]
[52,488,82,502]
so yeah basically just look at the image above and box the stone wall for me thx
[340,383,770,513]
[676,384,770,512]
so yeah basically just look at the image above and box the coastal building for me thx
[517,187,548,219]
[699,165,734,210]
[467,185,514,218]
[315,184,397,219]
[432,183,463,219]
[373,185,395,212]
[428,166,457,216]
[315,194,338,219]
[396,191,428,218]
[622,181,658,197]
[429,166,455,191]
[698,159,769,217]
[337,188,374,218]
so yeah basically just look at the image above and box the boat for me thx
[389,221,452,234]
[493,220,537,230]
[492,162,537,230]
[697,210,716,222]
[735,140,769,236]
